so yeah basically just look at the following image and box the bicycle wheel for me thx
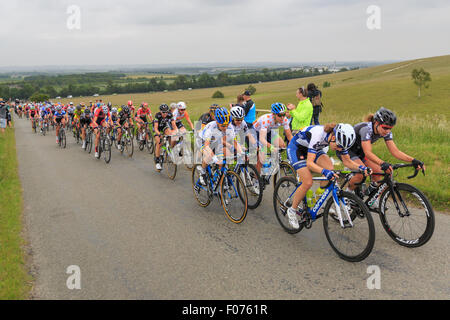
[164,150,177,180]
[61,129,66,149]
[220,170,248,224]
[378,183,435,247]
[239,164,263,209]
[103,135,112,163]
[273,176,303,234]
[42,125,46,136]
[273,161,297,188]
[323,191,375,262]
[86,131,92,153]
[147,129,154,154]
[124,134,134,158]
[183,142,194,171]
[192,165,211,207]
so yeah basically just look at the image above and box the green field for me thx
[0,124,31,299]
[61,55,450,210]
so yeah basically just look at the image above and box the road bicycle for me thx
[97,126,112,163]
[57,123,67,149]
[118,125,134,158]
[137,122,154,154]
[341,163,435,248]
[153,133,184,180]
[85,126,94,154]
[192,157,248,224]
[171,131,194,171]
[273,171,375,262]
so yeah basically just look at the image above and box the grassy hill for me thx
[61,55,450,209]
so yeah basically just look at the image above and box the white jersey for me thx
[199,121,235,144]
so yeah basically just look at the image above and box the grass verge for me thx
[0,126,31,299]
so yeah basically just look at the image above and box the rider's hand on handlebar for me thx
[322,169,339,181]
[412,158,425,171]
[380,162,393,174]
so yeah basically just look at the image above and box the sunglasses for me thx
[234,118,243,122]
[218,123,229,128]
[277,113,286,117]
[381,125,393,130]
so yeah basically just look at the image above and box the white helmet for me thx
[169,103,177,110]
[177,101,186,110]
[334,123,356,150]
[230,106,245,120]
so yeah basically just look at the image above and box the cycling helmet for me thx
[142,102,148,108]
[112,107,118,113]
[210,103,219,111]
[122,105,129,113]
[76,105,82,111]
[333,123,356,150]
[107,102,112,107]
[159,104,169,112]
[84,108,90,115]
[169,103,177,110]
[70,102,74,105]
[56,105,61,111]
[271,102,286,114]
[215,107,231,125]
[230,106,245,120]
[374,107,397,126]
[127,100,133,106]
[102,106,109,114]
[97,103,101,107]
[178,101,187,110]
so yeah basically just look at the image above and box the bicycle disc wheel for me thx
[273,176,303,234]
[220,170,248,224]
[192,165,211,207]
[164,150,177,180]
[104,136,112,163]
[273,161,297,188]
[239,164,263,209]
[323,191,375,262]
[379,183,435,247]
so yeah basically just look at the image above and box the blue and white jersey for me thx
[54,110,66,118]
[40,107,48,116]
[291,125,348,155]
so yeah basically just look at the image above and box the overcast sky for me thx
[0,0,449,67]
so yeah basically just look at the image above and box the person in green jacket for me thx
[287,86,313,132]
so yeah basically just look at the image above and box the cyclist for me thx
[80,107,91,149]
[54,105,67,144]
[135,102,153,142]
[91,105,112,158]
[197,107,242,185]
[344,107,425,200]
[199,104,218,130]
[154,104,178,171]
[39,104,49,132]
[285,123,371,229]
[116,105,134,151]
[127,100,135,118]
[29,104,38,130]
[253,102,293,174]
[172,101,194,132]
[230,105,257,150]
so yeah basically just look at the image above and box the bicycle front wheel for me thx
[61,130,66,148]
[220,170,248,224]
[104,136,112,163]
[273,176,303,234]
[192,165,211,207]
[86,131,92,153]
[323,191,375,262]
[273,161,296,188]
[379,183,435,247]
[147,130,154,154]
[164,150,177,180]
[125,135,134,158]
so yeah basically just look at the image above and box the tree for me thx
[245,84,257,95]
[212,90,224,98]
[30,92,50,102]
[323,81,331,88]
[411,68,431,98]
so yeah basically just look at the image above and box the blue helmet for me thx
[271,102,286,114]
[215,107,231,125]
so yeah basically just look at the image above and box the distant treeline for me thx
[0,67,352,100]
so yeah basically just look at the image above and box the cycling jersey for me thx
[136,107,151,122]
[253,113,290,132]
[199,112,214,127]
[199,121,235,145]
[154,112,174,133]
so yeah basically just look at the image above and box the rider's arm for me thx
[385,140,414,162]
[361,140,385,165]
[258,129,271,148]
[340,154,367,172]
[185,112,194,130]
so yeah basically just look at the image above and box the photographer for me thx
[307,83,323,125]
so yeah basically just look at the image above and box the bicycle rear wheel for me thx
[323,191,375,262]
[61,129,66,148]
[86,131,92,153]
[220,170,248,224]
[192,165,211,207]
[273,176,303,234]
[147,129,154,154]
[379,183,435,247]
[273,161,296,188]
[239,164,263,209]
[124,134,134,158]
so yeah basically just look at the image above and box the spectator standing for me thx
[286,86,313,132]
[242,90,256,129]
[307,83,323,125]
[0,100,8,134]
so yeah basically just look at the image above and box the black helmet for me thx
[107,102,112,107]
[159,104,169,112]
[209,103,219,111]
[76,105,82,111]
[374,107,397,126]
[84,108,90,115]
[122,105,129,113]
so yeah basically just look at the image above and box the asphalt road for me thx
[15,116,449,299]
